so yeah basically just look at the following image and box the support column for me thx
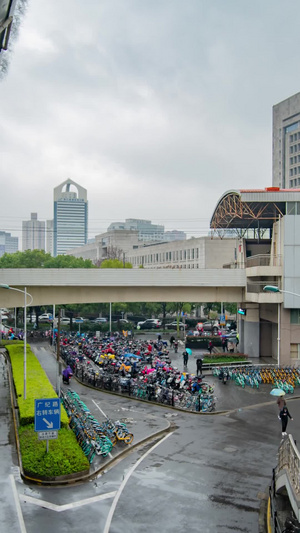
[242,304,260,359]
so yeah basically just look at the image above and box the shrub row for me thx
[5,343,89,478]
[7,344,69,427]
[19,425,89,478]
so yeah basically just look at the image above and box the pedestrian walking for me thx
[183,350,189,366]
[279,405,293,436]
[208,340,213,354]
[221,337,227,353]
[276,395,286,414]
[196,357,203,376]
[170,335,175,348]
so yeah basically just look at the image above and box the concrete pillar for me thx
[243,304,260,358]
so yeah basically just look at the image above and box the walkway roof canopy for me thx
[210,188,300,230]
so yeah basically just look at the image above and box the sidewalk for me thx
[0,350,23,529]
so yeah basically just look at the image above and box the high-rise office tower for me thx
[273,92,300,189]
[53,179,88,256]
[22,212,45,251]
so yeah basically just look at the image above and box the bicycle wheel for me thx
[124,433,134,445]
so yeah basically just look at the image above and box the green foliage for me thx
[19,425,89,477]
[203,356,247,363]
[100,259,132,268]
[0,340,23,346]
[0,249,94,268]
[6,344,69,427]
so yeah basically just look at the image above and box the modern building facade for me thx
[53,179,88,257]
[22,213,45,251]
[67,229,139,264]
[273,92,300,189]
[0,231,18,257]
[126,236,237,270]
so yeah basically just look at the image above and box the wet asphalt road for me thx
[3,342,300,532]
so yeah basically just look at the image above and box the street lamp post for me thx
[0,283,33,399]
[263,285,300,367]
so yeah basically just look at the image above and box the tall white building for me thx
[53,179,88,256]
[22,213,45,251]
[273,92,300,189]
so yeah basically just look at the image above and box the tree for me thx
[100,259,132,268]
[0,250,95,268]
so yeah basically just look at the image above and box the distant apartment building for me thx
[53,179,88,256]
[0,231,18,257]
[46,219,53,256]
[126,236,237,269]
[273,92,300,189]
[107,218,186,242]
[22,212,45,251]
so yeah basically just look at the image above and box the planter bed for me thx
[5,343,89,479]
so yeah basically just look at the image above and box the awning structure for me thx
[210,188,300,231]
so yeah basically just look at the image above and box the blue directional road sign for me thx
[220,314,226,325]
[34,398,61,432]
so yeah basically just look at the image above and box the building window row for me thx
[289,144,300,154]
[290,132,300,143]
[290,155,300,165]
[289,167,300,177]
[130,247,201,266]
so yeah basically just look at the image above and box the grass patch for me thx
[203,355,247,363]
[19,425,89,478]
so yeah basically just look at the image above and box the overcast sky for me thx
[1,0,300,243]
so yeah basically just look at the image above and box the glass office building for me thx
[53,179,88,257]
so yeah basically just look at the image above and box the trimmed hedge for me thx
[19,425,89,477]
[203,355,247,363]
[7,344,69,428]
[5,342,89,478]
[185,336,223,349]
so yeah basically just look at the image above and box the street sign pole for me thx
[34,398,61,454]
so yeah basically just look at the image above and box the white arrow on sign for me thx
[42,418,53,429]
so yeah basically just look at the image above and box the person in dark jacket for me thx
[183,350,189,366]
[196,358,203,376]
[280,405,293,436]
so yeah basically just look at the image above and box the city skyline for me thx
[1,1,300,244]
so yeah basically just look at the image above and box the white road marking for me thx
[19,491,117,512]
[9,475,27,533]
[92,399,113,458]
[103,431,173,533]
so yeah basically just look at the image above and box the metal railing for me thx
[277,434,300,495]
[247,281,282,294]
[245,254,282,268]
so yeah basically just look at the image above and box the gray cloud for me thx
[0,0,300,241]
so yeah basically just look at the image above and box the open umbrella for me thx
[270,388,285,396]
[186,348,192,355]
[124,353,141,359]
